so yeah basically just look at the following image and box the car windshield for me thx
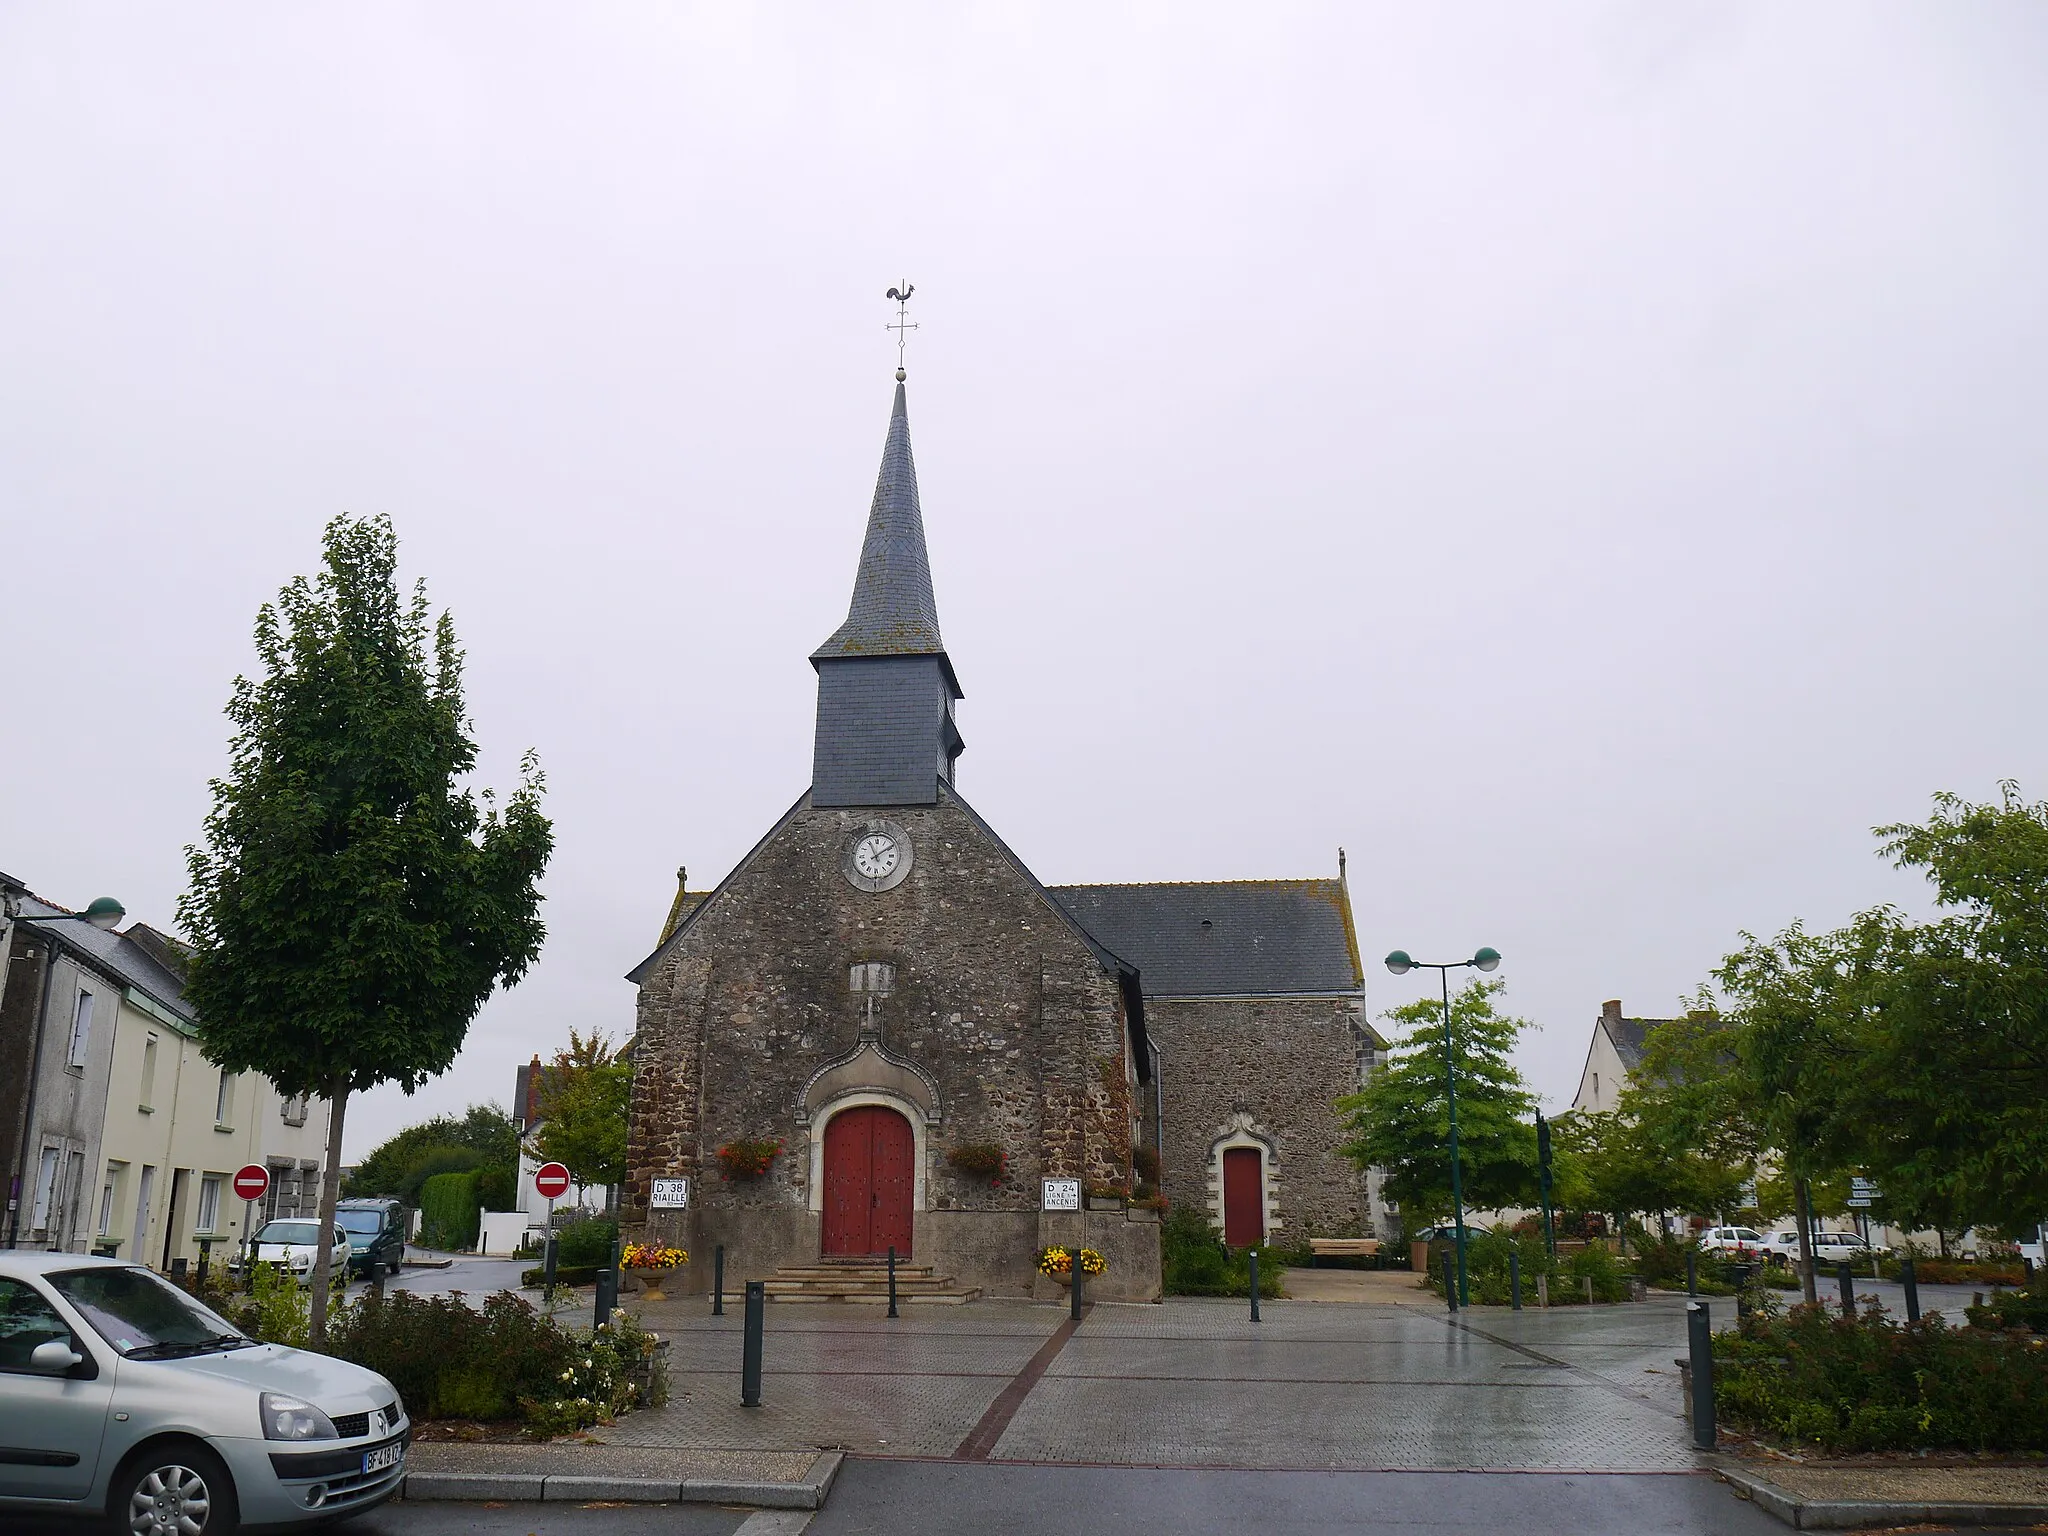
[335,1212,384,1236]
[257,1221,325,1245]
[50,1267,251,1359]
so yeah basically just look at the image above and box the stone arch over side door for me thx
[1208,1113,1279,1246]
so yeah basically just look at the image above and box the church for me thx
[622,373,1389,1301]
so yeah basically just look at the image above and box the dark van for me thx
[334,1197,408,1280]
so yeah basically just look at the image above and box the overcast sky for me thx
[3,5,2043,1160]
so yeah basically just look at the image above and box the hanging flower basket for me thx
[717,1139,783,1180]
[947,1143,1008,1186]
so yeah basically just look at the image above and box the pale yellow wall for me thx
[95,993,332,1270]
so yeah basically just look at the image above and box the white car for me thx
[1810,1230,1874,1264]
[1697,1226,1767,1257]
[0,1252,408,1533]
[237,1221,353,1284]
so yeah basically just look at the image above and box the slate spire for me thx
[812,382,953,681]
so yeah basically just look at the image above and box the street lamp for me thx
[1384,945,1501,1306]
[17,897,127,930]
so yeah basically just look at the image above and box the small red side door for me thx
[1222,1147,1264,1248]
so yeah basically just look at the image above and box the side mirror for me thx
[30,1339,83,1373]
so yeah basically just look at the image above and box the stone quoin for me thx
[621,376,1390,1302]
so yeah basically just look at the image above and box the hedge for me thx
[419,1169,481,1250]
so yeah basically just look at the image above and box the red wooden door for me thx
[1222,1147,1264,1247]
[821,1106,915,1257]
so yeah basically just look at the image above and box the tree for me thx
[1337,977,1539,1225]
[346,1102,520,1201]
[525,1030,630,1200]
[180,515,552,1343]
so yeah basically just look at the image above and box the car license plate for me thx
[363,1443,403,1475]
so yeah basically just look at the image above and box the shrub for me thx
[1714,1302,2048,1452]
[477,1164,518,1213]
[1160,1209,1285,1298]
[557,1217,618,1268]
[521,1264,599,1289]
[1968,1286,2048,1335]
[418,1169,482,1250]
[395,1145,488,1205]
[1132,1144,1162,1186]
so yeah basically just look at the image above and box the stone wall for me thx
[1149,993,1383,1241]
[624,786,1145,1291]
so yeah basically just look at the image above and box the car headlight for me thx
[261,1392,338,1441]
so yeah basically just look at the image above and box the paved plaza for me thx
[608,1291,1709,1472]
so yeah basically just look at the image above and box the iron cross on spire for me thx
[885,282,917,379]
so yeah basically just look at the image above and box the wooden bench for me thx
[1309,1238,1381,1267]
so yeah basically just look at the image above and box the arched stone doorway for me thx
[820,1103,915,1258]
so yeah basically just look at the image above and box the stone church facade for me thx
[623,379,1388,1301]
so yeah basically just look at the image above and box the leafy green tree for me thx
[1553,1107,1747,1236]
[1338,977,1539,1224]
[346,1103,520,1199]
[181,515,552,1343]
[526,1030,630,1201]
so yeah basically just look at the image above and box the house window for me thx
[1592,1072,1599,1103]
[196,1175,222,1235]
[214,1069,234,1127]
[849,962,895,993]
[140,1035,159,1110]
[68,989,94,1068]
[280,1093,308,1127]
[31,1147,60,1232]
[98,1167,122,1238]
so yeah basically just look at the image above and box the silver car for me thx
[0,1252,408,1533]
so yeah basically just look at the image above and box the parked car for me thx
[333,1199,408,1281]
[0,1251,408,1532]
[1697,1226,1767,1257]
[1810,1230,1874,1264]
[235,1220,353,1283]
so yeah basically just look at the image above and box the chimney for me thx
[1602,999,1622,1024]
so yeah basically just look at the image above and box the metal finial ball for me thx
[896,368,906,381]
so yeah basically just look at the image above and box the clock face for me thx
[852,833,900,880]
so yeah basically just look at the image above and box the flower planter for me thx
[1084,1196,1125,1212]
[628,1266,675,1301]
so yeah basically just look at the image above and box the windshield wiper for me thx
[126,1333,253,1360]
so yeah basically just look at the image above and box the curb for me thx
[1717,1466,2048,1530]
[401,1450,844,1510]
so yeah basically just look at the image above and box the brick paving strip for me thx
[952,1310,1085,1459]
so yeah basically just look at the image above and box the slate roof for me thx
[811,382,957,692]
[1051,880,1364,999]
[1604,1014,1653,1071]
[14,895,196,1029]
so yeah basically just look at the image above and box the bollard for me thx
[1686,1300,1716,1449]
[594,1268,617,1329]
[1442,1251,1458,1312]
[542,1231,558,1296]
[1071,1252,1083,1320]
[740,1280,765,1406]
[1736,1263,1751,1321]
[1536,1272,1549,1309]
[196,1239,211,1287]
[1249,1251,1261,1323]
[1901,1257,1921,1323]
[1838,1263,1855,1315]
[888,1245,899,1319]
[1686,1249,1698,1297]
[713,1244,725,1316]
[2025,1256,2036,1287]
[1510,1250,1522,1311]
[1583,1276,1594,1305]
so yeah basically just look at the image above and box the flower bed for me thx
[1037,1245,1106,1277]
[1714,1301,2048,1452]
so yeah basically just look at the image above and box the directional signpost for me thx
[234,1164,269,1273]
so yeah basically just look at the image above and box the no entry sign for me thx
[233,1164,270,1202]
[534,1162,571,1201]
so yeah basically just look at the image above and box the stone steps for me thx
[763,1261,980,1305]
